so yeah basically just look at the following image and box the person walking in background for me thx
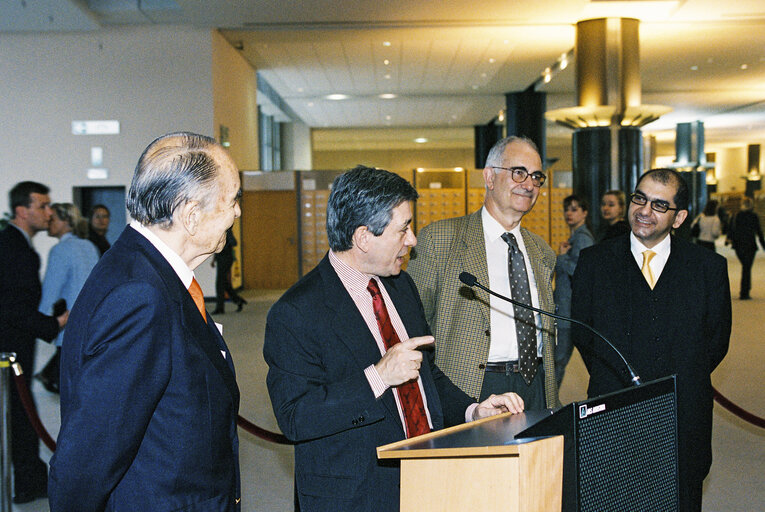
[0,181,68,504]
[598,189,630,241]
[553,194,594,385]
[212,227,247,314]
[87,204,111,256]
[691,199,722,252]
[36,203,99,393]
[728,197,765,300]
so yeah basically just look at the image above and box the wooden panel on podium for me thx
[378,411,563,512]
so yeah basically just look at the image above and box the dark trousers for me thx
[479,363,546,410]
[554,327,573,386]
[735,248,755,298]
[214,258,243,311]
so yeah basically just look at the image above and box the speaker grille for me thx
[577,392,677,511]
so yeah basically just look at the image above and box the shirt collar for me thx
[328,249,378,294]
[630,231,672,260]
[130,220,195,288]
[481,206,523,242]
[8,222,32,247]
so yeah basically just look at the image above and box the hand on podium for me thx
[472,393,524,420]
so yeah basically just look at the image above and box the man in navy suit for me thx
[572,168,731,512]
[0,181,68,503]
[264,166,525,512]
[50,133,242,511]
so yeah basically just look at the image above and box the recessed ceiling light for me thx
[741,64,748,70]
[385,115,392,120]
[489,58,496,64]
[383,41,391,47]
[379,93,397,99]
[325,94,349,100]
[384,59,390,66]
[690,65,698,71]
[414,138,428,144]
[384,74,391,79]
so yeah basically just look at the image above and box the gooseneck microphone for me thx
[458,271,642,386]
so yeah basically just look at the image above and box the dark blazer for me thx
[0,224,59,359]
[49,226,241,512]
[264,255,474,512]
[571,234,731,500]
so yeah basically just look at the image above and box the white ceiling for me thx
[3,0,765,151]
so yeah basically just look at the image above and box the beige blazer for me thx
[408,209,560,408]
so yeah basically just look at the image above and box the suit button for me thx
[484,329,490,336]
[352,419,358,425]
[478,363,486,370]
[359,416,365,423]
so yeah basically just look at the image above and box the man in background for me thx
[0,181,67,503]
[408,136,558,411]
[50,133,242,511]
[264,165,524,512]
[572,168,731,511]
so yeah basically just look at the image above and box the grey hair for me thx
[126,132,221,227]
[484,136,540,169]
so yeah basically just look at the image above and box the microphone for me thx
[458,271,641,386]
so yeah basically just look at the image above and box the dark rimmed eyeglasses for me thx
[629,193,679,213]
[491,166,547,187]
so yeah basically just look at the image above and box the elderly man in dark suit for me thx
[50,133,242,511]
[572,168,731,512]
[264,165,524,512]
[0,181,68,503]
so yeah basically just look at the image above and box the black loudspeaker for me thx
[518,376,678,512]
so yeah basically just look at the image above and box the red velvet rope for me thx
[11,371,292,450]
[13,370,762,452]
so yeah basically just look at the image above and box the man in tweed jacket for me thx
[408,136,559,410]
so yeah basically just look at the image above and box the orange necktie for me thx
[188,277,207,323]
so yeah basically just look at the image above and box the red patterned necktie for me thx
[367,278,430,438]
[188,277,207,324]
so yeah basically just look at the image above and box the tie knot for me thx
[501,232,519,250]
[642,250,656,265]
[367,278,381,297]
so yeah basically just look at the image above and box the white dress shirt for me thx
[630,231,672,283]
[482,207,543,361]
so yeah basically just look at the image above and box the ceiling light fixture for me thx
[384,74,391,79]
[414,138,428,144]
[382,41,391,47]
[488,58,496,63]
[532,48,574,89]
[325,94,349,100]
[379,93,397,99]
[384,59,390,66]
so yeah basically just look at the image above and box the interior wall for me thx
[212,30,259,170]
[715,146,748,193]
[312,147,474,173]
[281,120,313,170]
[0,25,217,289]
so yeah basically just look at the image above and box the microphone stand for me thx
[458,272,641,387]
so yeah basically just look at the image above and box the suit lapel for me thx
[318,258,403,424]
[460,211,491,324]
[124,227,239,406]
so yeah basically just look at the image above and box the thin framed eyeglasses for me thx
[491,166,546,187]
[629,193,679,213]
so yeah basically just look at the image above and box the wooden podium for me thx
[377,410,563,512]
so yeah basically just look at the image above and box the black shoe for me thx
[235,297,247,312]
[740,294,751,300]
[212,308,225,315]
[13,486,47,504]
[34,372,59,394]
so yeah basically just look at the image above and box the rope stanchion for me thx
[11,369,56,452]
[712,386,765,429]
[237,415,292,445]
[12,360,292,449]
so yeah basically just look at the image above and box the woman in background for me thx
[598,190,630,241]
[36,204,99,392]
[554,194,594,385]
[692,199,722,252]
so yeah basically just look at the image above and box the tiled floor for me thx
[15,245,765,511]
